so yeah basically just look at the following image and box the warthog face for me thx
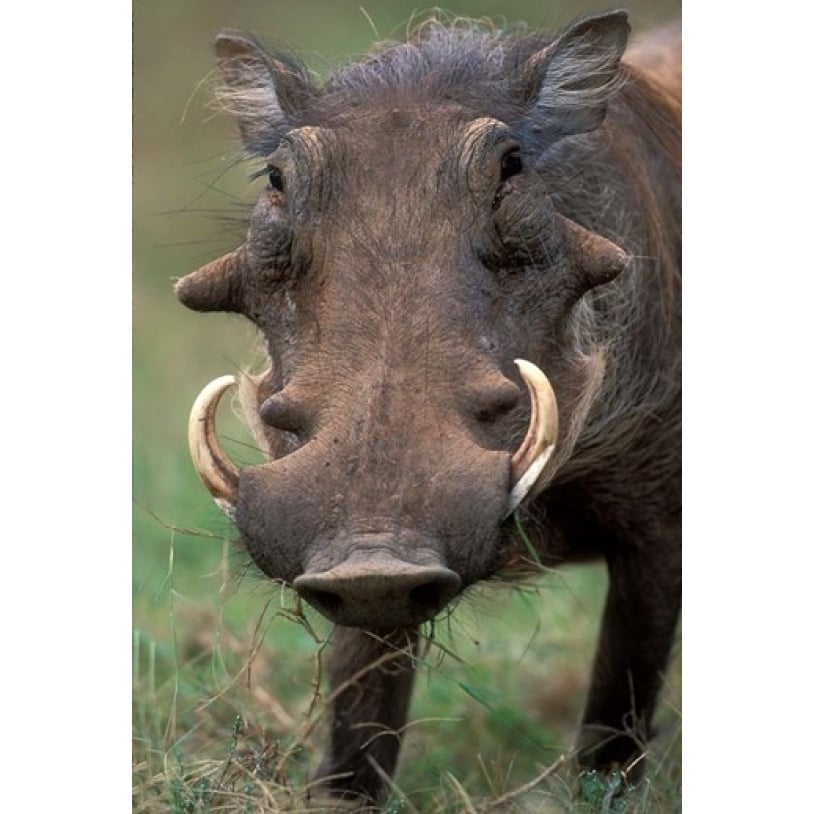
[177,13,630,629]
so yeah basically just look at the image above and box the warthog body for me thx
[177,10,680,804]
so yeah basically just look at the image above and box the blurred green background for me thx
[133,1,681,808]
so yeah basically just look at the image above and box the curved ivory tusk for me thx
[506,359,559,516]
[188,375,239,519]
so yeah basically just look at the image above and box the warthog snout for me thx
[293,548,461,628]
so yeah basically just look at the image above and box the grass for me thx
[132,513,681,812]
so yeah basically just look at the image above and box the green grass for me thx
[132,515,681,811]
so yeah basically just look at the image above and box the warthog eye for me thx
[500,149,523,182]
[267,165,285,192]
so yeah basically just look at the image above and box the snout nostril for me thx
[294,556,462,627]
[409,582,445,614]
[297,587,342,615]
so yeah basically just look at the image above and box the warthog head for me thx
[176,12,631,629]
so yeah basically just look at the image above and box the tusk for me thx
[188,375,239,519]
[506,359,559,516]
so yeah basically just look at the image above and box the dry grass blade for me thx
[470,754,569,813]
[448,771,478,814]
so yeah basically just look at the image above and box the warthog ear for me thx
[214,31,314,152]
[522,10,630,143]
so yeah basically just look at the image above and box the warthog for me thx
[176,9,681,804]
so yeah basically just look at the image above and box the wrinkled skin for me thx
[176,10,681,805]
[234,113,560,613]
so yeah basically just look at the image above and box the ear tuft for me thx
[524,10,630,143]
[212,30,313,153]
[214,30,264,62]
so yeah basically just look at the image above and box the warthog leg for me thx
[312,626,419,804]
[576,524,681,778]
